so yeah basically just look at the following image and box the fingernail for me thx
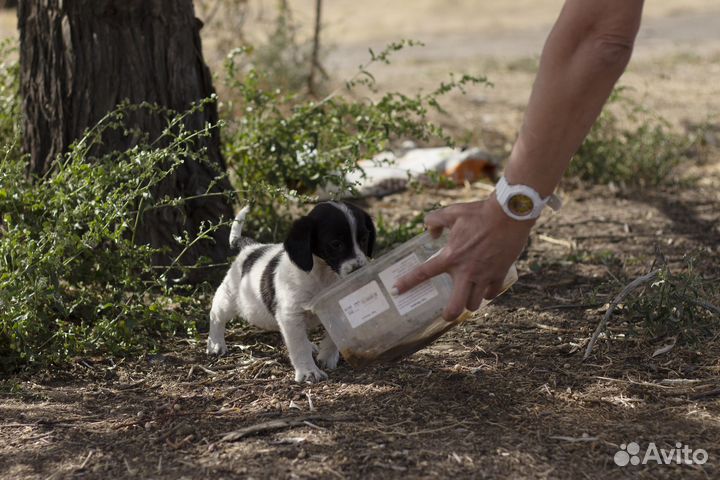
[390,287,399,296]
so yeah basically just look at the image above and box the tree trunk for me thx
[18,0,234,282]
[1,0,17,9]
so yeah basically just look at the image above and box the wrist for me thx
[493,176,562,221]
[504,144,564,198]
[487,193,537,228]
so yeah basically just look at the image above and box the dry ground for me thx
[2,2,720,479]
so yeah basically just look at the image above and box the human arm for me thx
[393,0,645,321]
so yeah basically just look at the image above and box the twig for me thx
[406,421,468,437]
[688,298,720,316]
[79,450,94,470]
[551,218,629,228]
[537,234,576,250]
[307,0,323,95]
[539,302,604,311]
[124,458,137,476]
[690,388,720,400]
[197,364,217,375]
[534,323,570,333]
[583,269,660,360]
[549,435,599,443]
[188,364,218,380]
[659,378,704,385]
[303,420,326,431]
[219,414,356,442]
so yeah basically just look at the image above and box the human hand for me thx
[393,196,532,321]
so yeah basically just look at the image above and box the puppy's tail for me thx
[229,205,254,253]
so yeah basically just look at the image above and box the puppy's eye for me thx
[329,240,344,251]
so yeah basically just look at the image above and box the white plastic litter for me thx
[316,146,497,200]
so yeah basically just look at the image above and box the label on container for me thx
[338,280,390,328]
[378,253,439,315]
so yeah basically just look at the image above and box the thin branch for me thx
[219,414,356,442]
[583,269,660,360]
[307,0,323,96]
[539,302,604,311]
[688,298,720,317]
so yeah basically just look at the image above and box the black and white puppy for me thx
[207,202,376,383]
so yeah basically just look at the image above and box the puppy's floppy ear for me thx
[363,211,376,257]
[284,216,315,272]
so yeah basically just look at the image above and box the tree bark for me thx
[19,0,234,282]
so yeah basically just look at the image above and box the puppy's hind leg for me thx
[207,288,237,356]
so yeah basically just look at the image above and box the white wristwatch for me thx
[494,176,562,221]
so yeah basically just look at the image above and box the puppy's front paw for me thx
[317,348,340,370]
[294,365,328,384]
[206,336,228,356]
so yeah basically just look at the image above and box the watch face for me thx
[508,193,534,216]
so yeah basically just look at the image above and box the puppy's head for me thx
[284,201,375,277]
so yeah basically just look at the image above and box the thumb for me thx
[392,253,447,294]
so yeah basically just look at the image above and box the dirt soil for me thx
[3,2,720,479]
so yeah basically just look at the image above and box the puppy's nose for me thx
[353,256,369,271]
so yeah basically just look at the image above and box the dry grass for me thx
[2,182,719,479]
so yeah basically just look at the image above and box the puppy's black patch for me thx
[284,202,375,274]
[261,251,283,314]
[307,203,356,274]
[230,236,256,254]
[242,245,271,276]
[284,217,315,272]
[344,202,376,257]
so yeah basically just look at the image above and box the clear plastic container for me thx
[308,232,518,367]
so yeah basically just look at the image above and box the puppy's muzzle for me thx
[339,255,369,277]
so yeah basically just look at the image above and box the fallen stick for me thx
[549,435,599,443]
[537,234,576,250]
[583,269,660,360]
[539,302,604,311]
[688,299,720,317]
[78,450,94,470]
[690,387,720,401]
[219,415,356,442]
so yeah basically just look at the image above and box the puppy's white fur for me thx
[207,202,369,383]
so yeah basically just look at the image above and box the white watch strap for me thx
[495,176,562,220]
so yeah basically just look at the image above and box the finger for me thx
[424,206,463,238]
[466,281,488,311]
[443,277,473,322]
[393,253,447,294]
[424,204,462,230]
[483,278,507,300]
[427,224,444,239]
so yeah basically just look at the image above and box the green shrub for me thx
[623,256,720,342]
[374,210,426,254]
[221,41,488,241]
[0,99,226,370]
[567,88,692,187]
